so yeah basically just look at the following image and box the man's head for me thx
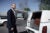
[34,18,40,26]
[11,4,16,9]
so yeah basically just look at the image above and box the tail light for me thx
[42,26,47,33]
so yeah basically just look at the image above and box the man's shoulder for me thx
[8,9,12,12]
[8,9,12,11]
[7,9,12,13]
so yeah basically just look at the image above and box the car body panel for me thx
[0,19,7,24]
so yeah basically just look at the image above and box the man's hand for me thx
[11,28,14,31]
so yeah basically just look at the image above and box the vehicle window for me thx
[1,16,7,19]
[30,12,42,30]
[16,12,28,20]
[17,13,23,18]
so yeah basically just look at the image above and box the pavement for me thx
[0,19,27,33]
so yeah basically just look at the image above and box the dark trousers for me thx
[8,26,18,33]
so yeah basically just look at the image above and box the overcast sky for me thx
[0,0,40,16]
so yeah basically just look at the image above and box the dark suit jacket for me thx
[7,9,16,28]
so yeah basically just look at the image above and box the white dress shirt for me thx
[11,9,16,17]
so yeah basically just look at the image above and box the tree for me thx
[41,0,50,5]
[40,0,50,10]
[24,8,30,11]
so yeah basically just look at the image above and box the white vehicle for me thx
[0,17,7,26]
[26,10,50,33]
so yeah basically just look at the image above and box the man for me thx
[7,4,18,33]
[33,18,40,30]
[34,18,40,27]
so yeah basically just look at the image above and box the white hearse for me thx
[26,10,50,33]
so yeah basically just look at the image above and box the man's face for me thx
[34,18,40,26]
[11,4,16,9]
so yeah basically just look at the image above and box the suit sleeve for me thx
[7,10,13,28]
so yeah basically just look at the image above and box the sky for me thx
[0,0,41,16]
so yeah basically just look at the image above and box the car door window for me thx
[17,13,23,18]
[16,12,28,20]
